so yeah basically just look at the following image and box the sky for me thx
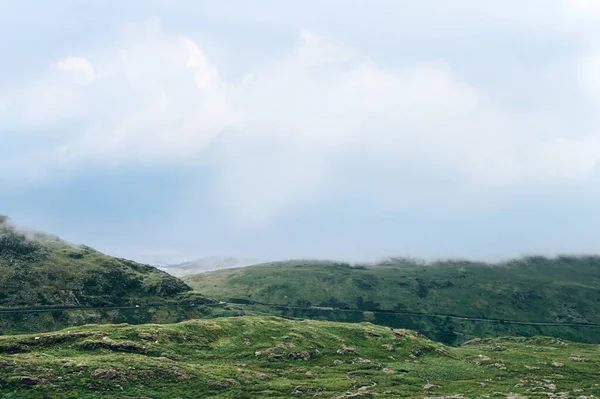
[2,0,600,264]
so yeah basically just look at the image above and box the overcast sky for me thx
[2,0,600,264]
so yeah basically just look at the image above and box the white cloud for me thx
[569,0,600,11]
[5,18,237,168]
[580,52,600,97]
[54,56,96,84]
[5,16,600,225]
[205,27,600,225]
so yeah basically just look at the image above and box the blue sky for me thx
[2,0,600,264]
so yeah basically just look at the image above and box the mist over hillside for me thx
[0,215,192,308]
[159,256,264,277]
[184,256,600,344]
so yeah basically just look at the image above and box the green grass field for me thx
[1,316,599,398]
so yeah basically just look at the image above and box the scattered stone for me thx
[304,370,313,377]
[393,329,428,339]
[381,344,394,351]
[423,384,435,391]
[238,370,270,380]
[358,382,377,390]
[168,366,191,379]
[493,363,507,370]
[79,339,147,354]
[12,376,41,386]
[137,333,156,341]
[288,351,311,361]
[334,392,372,398]
[382,368,395,374]
[367,331,382,338]
[569,356,585,362]
[435,347,451,356]
[552,362,565,368]
[334,360,344,365]
[207,378,241,389]
[352,358,372,364]
[506,394,528,399]
[263,344,287,354]
[243,338,251,346]
[424,396,464,399]
[337,346,356,355]
[0,360,14,369]
[461,338,482,346]
[92,368,119,380]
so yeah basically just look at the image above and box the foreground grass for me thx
[0,316,599,398]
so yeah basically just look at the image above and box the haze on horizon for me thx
[2,0,600,264]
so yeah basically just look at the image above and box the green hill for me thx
[1,315,598,398]
[0,215,191,308]
[0,216,226,334]
[184,257,600,344]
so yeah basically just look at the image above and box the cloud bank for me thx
[2,2,600,237]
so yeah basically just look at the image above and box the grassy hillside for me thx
[184,257,600,344]
[0,216,220,335]
[1,316,599,398]
[0,215,191,308]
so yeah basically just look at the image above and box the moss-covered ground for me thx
[1,316,598,398]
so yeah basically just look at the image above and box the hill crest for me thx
[0,215,191,308]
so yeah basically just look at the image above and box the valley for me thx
[2,217,600,398]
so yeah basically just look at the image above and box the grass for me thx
[0,216,205,335]
[1,315,599,398]
[0,216,191,309]
[184,257,600,344]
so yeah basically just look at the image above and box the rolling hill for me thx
[0,215,192,308]
[184,257,600,344]
[0,215,226,335]
[1,315,599,398]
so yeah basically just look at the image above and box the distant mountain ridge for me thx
[160,256,263,277]
[185,256,600,323]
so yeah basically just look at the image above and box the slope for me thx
[0,215,191,308]
[1,315,598,398]
[184,257,600,343]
